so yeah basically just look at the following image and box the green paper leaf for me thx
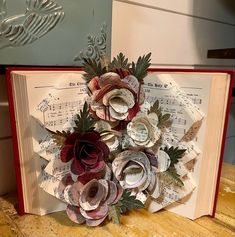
[46,128,71,147]
[108,205,121,225]
[108,52,131,70]
[160,167,184,187]
[148,100,171,127]
[163,146,186,167]
[120,190,145,210]
[73,102,95,133]
[129,53,151,84]
[82,58,107,82]
[148,100,160,114]
[108,190,144,225]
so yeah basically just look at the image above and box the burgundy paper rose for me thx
[66,179,123,226]
[88,72,145,122]
[60,131,110,178]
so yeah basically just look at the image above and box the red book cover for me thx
[6,67,234,217]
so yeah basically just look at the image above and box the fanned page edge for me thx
[194,72,233,218]
[6,67,83,215]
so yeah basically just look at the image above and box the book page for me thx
[17,70,213,218]
[144,72,212,218]
[22,71,88,214]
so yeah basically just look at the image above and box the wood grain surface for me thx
[0,163,234,237]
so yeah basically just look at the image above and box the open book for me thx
[6,67,233,222]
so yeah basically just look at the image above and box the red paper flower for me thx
[60,131,110,177]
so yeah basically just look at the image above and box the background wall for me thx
[0,0,113,195]
[112,0,235,164]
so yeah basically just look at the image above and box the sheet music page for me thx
[24,71,88,212]
[144,72,212,218]
[22,70,213,217]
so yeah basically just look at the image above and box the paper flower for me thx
[112,150,160,199]
[89,73,144,122]
[40,53,191,227]
[95,120,121,153]
[127,112,161,147]
[66,179,123,226]
[60,131,109,177]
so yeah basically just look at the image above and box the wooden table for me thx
[0,163,234,237]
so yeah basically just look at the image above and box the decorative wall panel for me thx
[0,0,112,66]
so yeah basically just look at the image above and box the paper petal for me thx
[87,76,100,94]
[157,150,171,172]
[148,112,159,127]
[99,72,121,88]
[112,184,123,204]
[122,75,140,94]
[105,181,118,205]
[149,175,161,199]
[109,106,129,120]
[103,88,135,108]
[79,180,106,211]
[127,121,149,142]
[109,97,129,113]
[66,205,85,224]
[60,145,74,162]
[80,204,108,220]
[64,185,79,206]
[86,215,107,227]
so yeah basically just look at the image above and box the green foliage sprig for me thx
[108,52,130,70]
[129,53,151,84]
[108,190,144,224]
[73,102,95,133]
[148,100,171,128]
[82,58,107,82]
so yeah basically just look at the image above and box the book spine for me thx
[6,68,25,215]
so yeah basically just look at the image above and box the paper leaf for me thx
[108,52,131,70]
[160,167,184,187]
[73,102,95,133]
[108,204,121,225]
[82,58,107,82]
[163,146,186,166]
[148,100,160,114]
[148,100,171,127]
[46,128,71,147]
[119,190,145,211]
[129,53,151,84]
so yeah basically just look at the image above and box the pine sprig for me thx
[148,100,171,127]
[73,102,95,133]
[163,146,186,167]
[82,58,107,82]
[129,53,151,84]
[46,128,71,147]
[108,190,144,224]
[108,52,131,70]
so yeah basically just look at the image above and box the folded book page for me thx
[25,71,211,217]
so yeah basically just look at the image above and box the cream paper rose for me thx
[112,150,160,200]
[64,179,123,226]
[127,112,161,147]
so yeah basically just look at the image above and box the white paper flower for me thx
[112,150,160,199]
[95,120,121,152]
[127,112,161,147]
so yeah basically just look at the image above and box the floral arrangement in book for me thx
[38,53,202,227]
